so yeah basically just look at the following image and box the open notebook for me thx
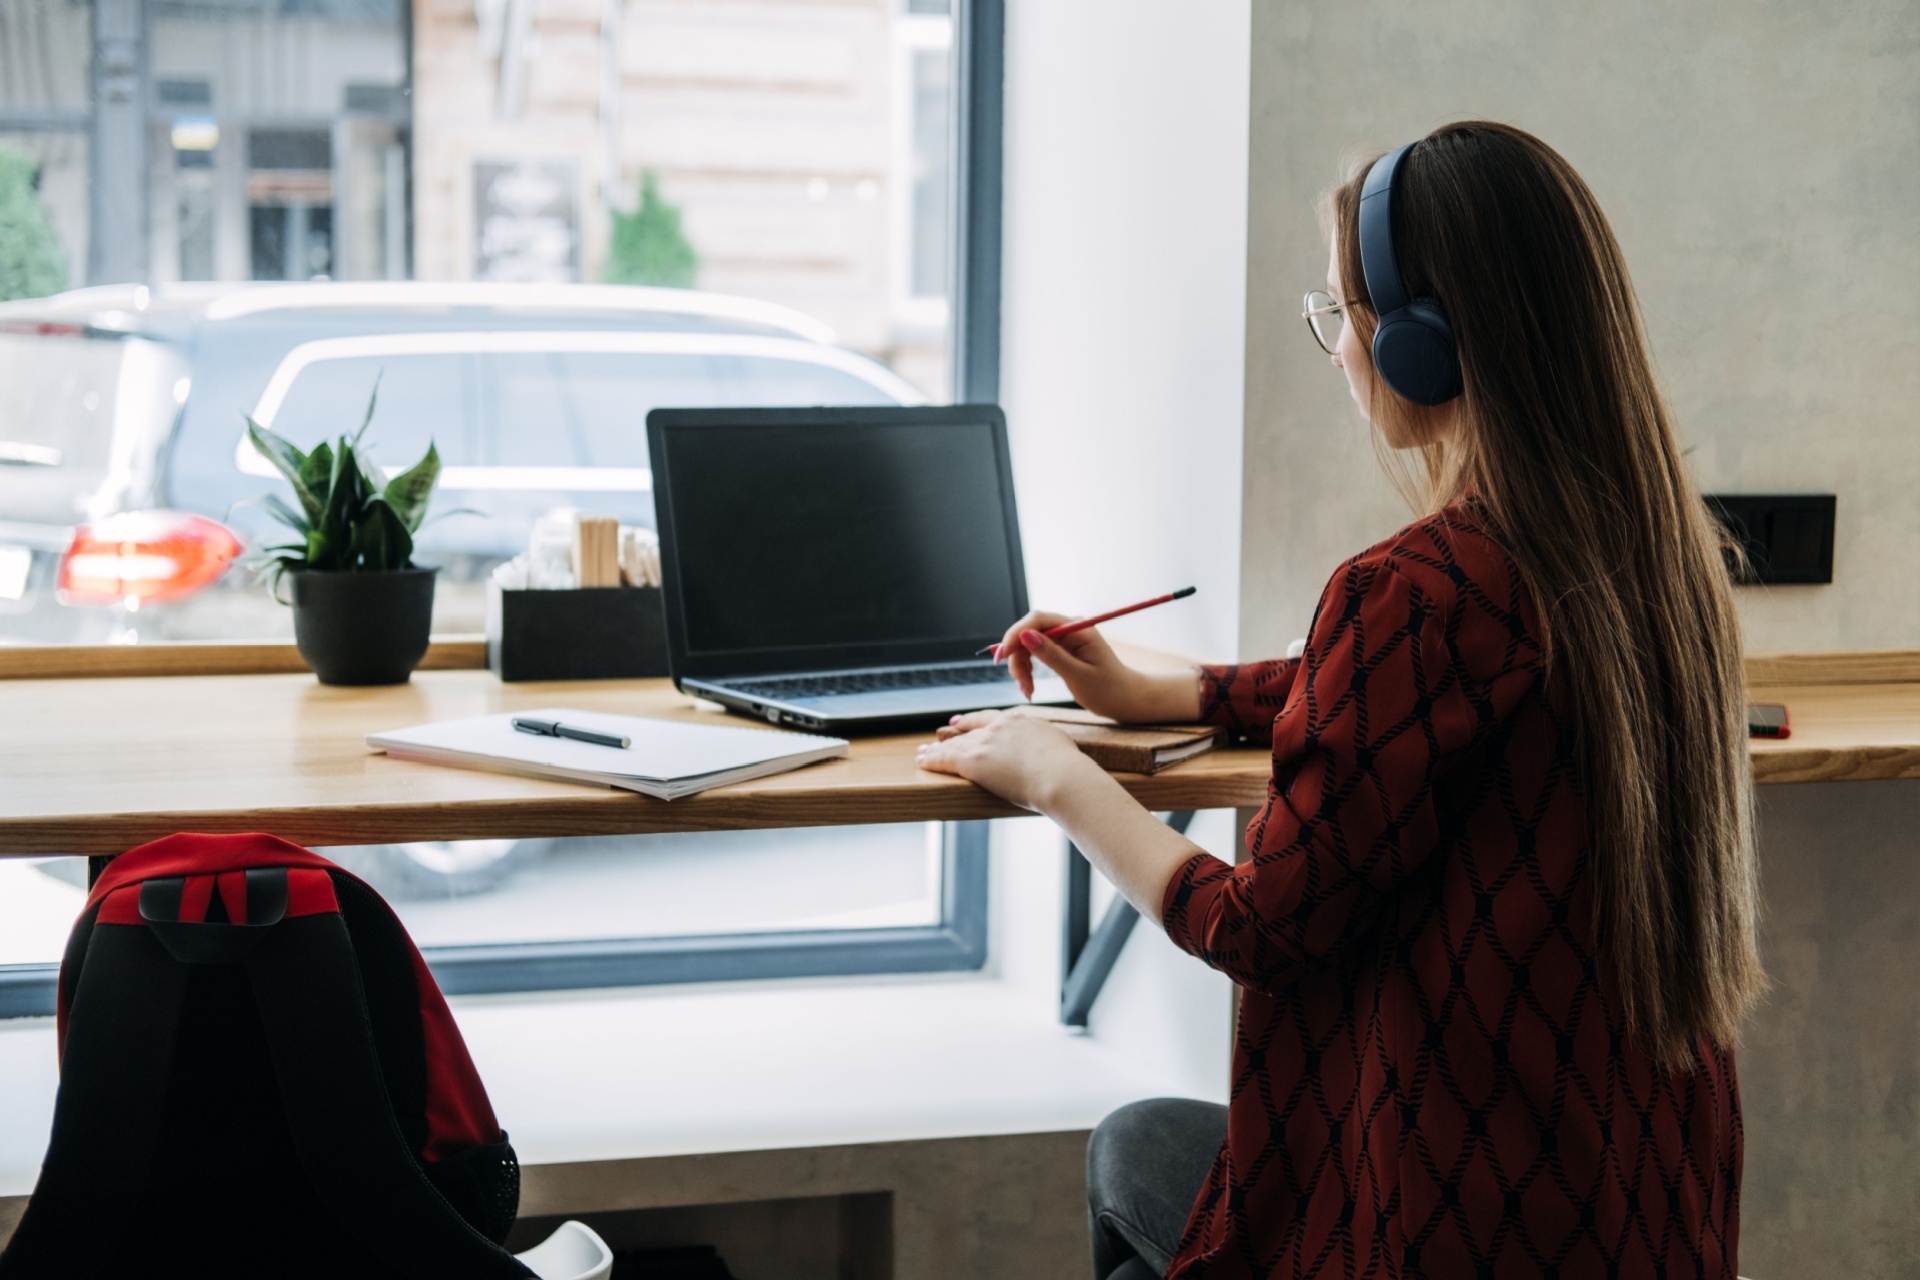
[367,708,849,800]
[936,706,1225,774]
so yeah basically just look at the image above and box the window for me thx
[894,0,954,333]
[0,0,998,644]
[0,333,122,503]
[247,129,338,282]
[0,0,1006,1013]
[0,824,988,1017]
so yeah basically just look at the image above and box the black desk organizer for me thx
[486,582,671,681]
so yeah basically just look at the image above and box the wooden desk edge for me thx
[0,770,1275,858]
[2,659,1914,858]
[1748,743,1920,786]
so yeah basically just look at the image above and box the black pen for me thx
[512,716,631,749]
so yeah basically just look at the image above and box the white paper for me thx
[367,708,849,799]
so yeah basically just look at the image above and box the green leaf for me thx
[243,491,311,537]
[350,371,382,449]
[349,496,414,571]
[245,417,323,524]
[240,381,430,580]
[418,504,481,530]
[381,442,440,533]
[355,450,387,509]
[310,442,361,572]
[240,539,312,603]
[238,542,304,572]
[299,439,333,503]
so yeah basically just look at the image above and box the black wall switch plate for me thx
[1704,494,1836,584]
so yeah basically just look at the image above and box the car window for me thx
[263,350,899,473]
[0,333,121,473]
[488,351,728,467]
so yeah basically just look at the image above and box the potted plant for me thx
[245,391,446,685]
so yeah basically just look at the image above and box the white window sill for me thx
[0,969,1196,1194]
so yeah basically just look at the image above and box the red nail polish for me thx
[1020,629,1043,649]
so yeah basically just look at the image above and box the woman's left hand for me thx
[915,708,1101,813]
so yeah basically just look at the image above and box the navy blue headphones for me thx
[1358,143,1462,406]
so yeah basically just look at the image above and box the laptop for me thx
[646,404,1073,733]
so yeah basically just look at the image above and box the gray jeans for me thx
[1087,1098,1228,1280]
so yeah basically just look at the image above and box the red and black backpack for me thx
[0,832,534,1279]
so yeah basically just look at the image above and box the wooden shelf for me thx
[0,636,487,681]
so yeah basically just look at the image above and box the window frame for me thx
[0,0,1006,1017]
[0,819,991,1021]
[422,820,990,997]
[953,0,1005,404]
[891,7,956,331]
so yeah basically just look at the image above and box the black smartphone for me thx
[1747,703,1791,739]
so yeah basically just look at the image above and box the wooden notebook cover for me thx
[935,705,1225,775]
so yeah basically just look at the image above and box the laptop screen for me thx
[649,407,1028,675]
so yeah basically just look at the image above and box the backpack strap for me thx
[243,913,534,1279]
[0,922,188,1277]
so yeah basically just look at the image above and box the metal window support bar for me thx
[953,0,1004,403]
[1060,810,1195,1027]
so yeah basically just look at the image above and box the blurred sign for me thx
[170,117,219,151]
[472,157,579,283]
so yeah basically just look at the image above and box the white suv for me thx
[0,281,922,644]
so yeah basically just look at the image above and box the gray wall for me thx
[1743,779,1920,1277]
[1241,0,1920,658]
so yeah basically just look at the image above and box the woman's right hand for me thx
[991,611,1202,724]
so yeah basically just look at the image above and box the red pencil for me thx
[980,586,1196,658]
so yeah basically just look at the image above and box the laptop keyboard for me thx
[729,662,1018,701]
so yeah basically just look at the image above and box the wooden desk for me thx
[1,669,1914,857]
[0,671,1273,857]
[1747,682,1920,784]
[2,661,1918,1275]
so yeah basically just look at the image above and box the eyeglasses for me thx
[1302,289,1352,355]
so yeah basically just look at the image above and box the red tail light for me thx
[58,511,244,606]
[0,321,85,337]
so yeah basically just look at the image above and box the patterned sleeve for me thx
[1163,551,1539,993]
[1195,659,1302,746]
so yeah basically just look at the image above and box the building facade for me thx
[0,0,952,396]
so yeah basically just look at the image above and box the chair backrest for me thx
[0,832,534,1280]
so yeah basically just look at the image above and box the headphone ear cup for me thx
[1370,301,1461,407]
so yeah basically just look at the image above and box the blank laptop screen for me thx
[658,418,1022,660]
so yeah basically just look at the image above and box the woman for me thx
[916,122,1762,1279]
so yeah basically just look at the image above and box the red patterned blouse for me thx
[1160,504,1742,1279]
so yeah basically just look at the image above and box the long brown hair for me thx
[1329,122,1762,1066]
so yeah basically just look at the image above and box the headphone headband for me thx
[1358,144,1414,316]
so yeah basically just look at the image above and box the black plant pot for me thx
[290,567,437,686]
